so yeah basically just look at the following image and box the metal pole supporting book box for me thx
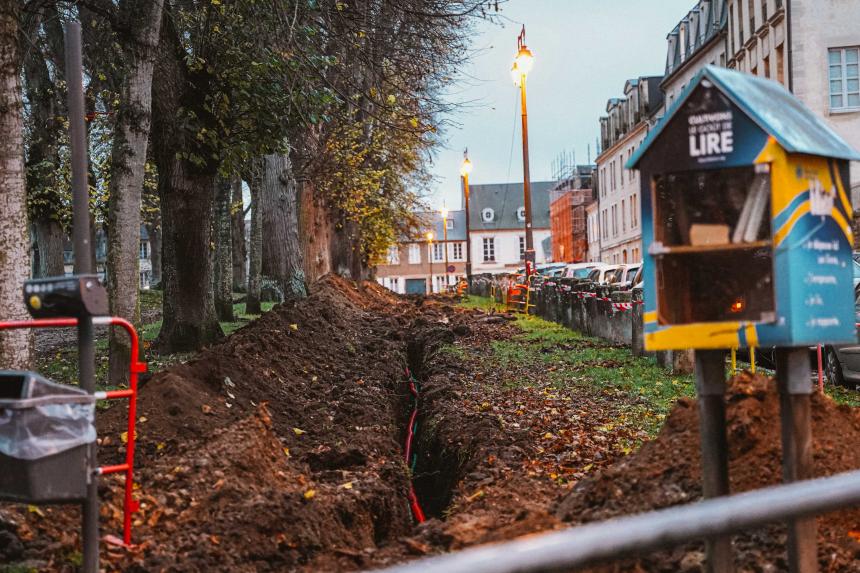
[627,65,860,573]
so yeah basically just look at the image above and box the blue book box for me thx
[627,66,860,351]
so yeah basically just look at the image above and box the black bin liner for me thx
[0,371,95,503]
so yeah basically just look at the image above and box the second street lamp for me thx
[460,151,473,287]
[511,25,535,275]
[440,206,450,291]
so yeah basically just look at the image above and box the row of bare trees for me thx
[0,0,499,384]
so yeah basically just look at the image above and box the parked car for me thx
[608,264,641,289]
[823,284,860,387]
[563,262,606,280]
[587,264,621,285]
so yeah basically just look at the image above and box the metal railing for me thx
[370,468,860,573]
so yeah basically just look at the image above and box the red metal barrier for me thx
[0,316,144,546]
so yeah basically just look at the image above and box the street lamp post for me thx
[441,206,450,290]
[511,25,535,275]
[460,151,473,287]
[426,231,434,294]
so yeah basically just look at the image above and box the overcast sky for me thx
[428,0,697,211]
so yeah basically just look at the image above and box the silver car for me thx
[823,285,860,387]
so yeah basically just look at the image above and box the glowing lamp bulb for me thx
[730,298,745,313]
[515,46,534,76]
[426,231,434,241]
[440,207,449,219]
[460,157,473,176]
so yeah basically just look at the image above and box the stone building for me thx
[595,76,664,264]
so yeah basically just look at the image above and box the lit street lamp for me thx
[460,150,473,286]
[440,206,450,290]
[511,25,535,275]
[426,231,434,294]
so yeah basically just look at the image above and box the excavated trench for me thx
[402,323,464,521]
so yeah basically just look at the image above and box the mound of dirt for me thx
[1,276,481,572]
[556,372,860,571]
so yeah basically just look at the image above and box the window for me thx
[446,219,454,230]
[611,205,618,237]
[763,54,770,78]
[139,271,150,289]
[139,241,149,259]
[748,0,755,34]
[622,199,627,232]
[610,161,616,191]
[829,47,860,111]
[776,44,785,85]
[738,0,744,45]
[729,6,735,53]
[432,242,444,262]
[481,207,495,222]
[408,243,421,264]
[518,236,525,260]
[631,194,638,228]
[482,237,495,262]
[452,242,463,261]
[516,206,526,221]
[387,245,400,265]
[761,0,767,21]
[391,277,400,293]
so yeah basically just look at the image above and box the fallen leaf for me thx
[293,427,306,436]
[289,323,299,331]
[303,489,316,500]
[340,482,353,489]
[201,405,212,414]
[465,490,484,502]
[210,535,220,545]
[27,505,44,517]
[283,447,291,458]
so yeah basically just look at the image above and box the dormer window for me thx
[446,219,453,230]
[516,206,526,221]
[482,208,494,222]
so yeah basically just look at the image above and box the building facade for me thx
[375,210,467,294]
[60,225,154,289]
[586,201,600,262]
[725,0,860,203]
[549,162,594,263]
[466,181,555,274]
[662,0,729,108]
[595,76,664,264]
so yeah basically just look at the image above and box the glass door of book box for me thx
[652,165,775,325]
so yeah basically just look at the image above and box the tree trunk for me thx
[246,165,263,314]
[0,0,33,367]
[147,222,162,286]
[230,175,246,292]
[107,0,163,386]
[155,157,223,352]
[32,218,65,277]
[261,153,307,300]
[213,176,234,321]
[22,15,65,280]
[298,179,333,282]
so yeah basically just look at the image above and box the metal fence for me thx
[369,468,860,573]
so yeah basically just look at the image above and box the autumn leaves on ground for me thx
[1,278,859,572]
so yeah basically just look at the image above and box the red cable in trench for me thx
[404,368,426,523]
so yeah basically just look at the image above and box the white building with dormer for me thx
[466,181,555,274]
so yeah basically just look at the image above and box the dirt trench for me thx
[0,277,488,572]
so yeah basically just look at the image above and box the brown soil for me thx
[2,280,860,573]
[0,277,487,572]
[556,373,860,572]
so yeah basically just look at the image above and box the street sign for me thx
[447,265,455,273]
